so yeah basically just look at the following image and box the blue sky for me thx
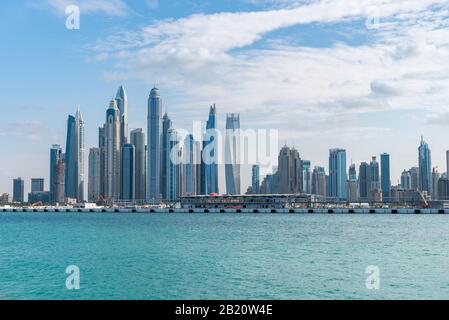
[2,0,449,195]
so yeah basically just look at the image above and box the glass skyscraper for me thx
[225,113,241,195]
[418,136,432,194]
[121,143,135,200]
[329,149,347,200]
[203,104,219,195]
[380,153,391,201]
[50,144,62,203]
[147,88,163,202]
[130,129,146,201]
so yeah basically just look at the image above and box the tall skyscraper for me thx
[182,134,200,196]
[278,146,302,194]
[312,166,326,196]
[130,129,146,201]
[161,113,173,200]
[446,150,449,177]
[166,128,181,201]
[13,178,24,203]
[380,153,391,201]
[50,144,62,203]
[225,113,241,195]
[409,167,419,190]
[203,104,219,195]
[418,136,432,195]
[121,143,135,200]
[329,149,347,200]
[251,165,260,194]
[369,156,380,201]
[31,178,44,193]
[347,164,358,202]
[301,160,311,194]
[98,127,106,200]
[115,85,128,146]
[88,148,101,202]
[431,167,440,200]
[358,162,369,201]
[64,107,84,202]
[147,88,163,202]
[401,170,411,189]
[55,153,66,204]
[105,99,121,200]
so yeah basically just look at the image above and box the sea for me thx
[0,212,448,300]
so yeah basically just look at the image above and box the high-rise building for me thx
[347,164,358,202]
[13,178,24,203]
[182,134,200,196]
[369,156,380,202]
[98,127,106,199]
[380,153,391,201]
[329,149,347,200]
[278,146,302,194]
[446,150,449,178]
[358,162,369,201]
[437,178,449,200]
[88,148,101,202]
[161,113,173,200]
[225,113,241,195]
[401,170,411,189]
[121,144,135,200]
[50,144,62,203]
[105,99,121,200]
[312,166,326,196]
[251,165,260,194]
[130,129,146,201]
[302,160,312,194]
[418,136,432,195]
[0,193,11,206]
[55,153,66,204]
[431,167,440,200]
[64,107,85,202]
[115,85,128,146]
[31,178,44,193]
[147,88,163,202]
[166,128,182,201]
[203,104,219,195]
[409,167,419,190]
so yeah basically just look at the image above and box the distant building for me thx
[147,88,163,202]
[115,85,128,147]
[182,134,200,196]
[0,193,11,206]
[329,149,347,200]
[380,153,391,201]
[55,154,66,204]
[432,167,441,200]
[166,128,182,201]
[312,166,326,197]
[161,113,173,201]
[278,146,302,194]
[401,170,411,189]
[121,144,135,200]
[31,178,44,193]
[13,178,24,203]
[302,160,311,194]
[437,178,449,201]
[418,136,432,194]
[225,113,241,195]
[130,129,146,201]
[28,191,50,205]
[50,144,62,203]
[369,156,381,202]
[203,104,219,195]
[88,148,101,202]
[347,164,358,202]
[105,99,121,200]
[358,162,369,201]
[409,167,419,190]
[251,165,260,194]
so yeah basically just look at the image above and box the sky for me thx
[2,0,449,196]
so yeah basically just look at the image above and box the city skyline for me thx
[3,0,449,196]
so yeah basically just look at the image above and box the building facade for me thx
[225,113,241,195]
[329,149,347,200]
[147,88,163,202]
[130,129,146,201]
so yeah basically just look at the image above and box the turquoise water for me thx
[1,212,449,300]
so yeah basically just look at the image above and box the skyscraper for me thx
[147,88,163,202]
[446,150,449,177]
[121,143,135,200]
[182,134,200,196]
[166,128,181,201]
[251,165,260,194]
[278,146,302,194]
[369,156,380,201]
[55,153,66,204]
[98,127,106,200]
[161,113,173,200]
[401,170,411,189]
[105,99,121,200]
[431,167,440,200]
[358,162,369,201]
[409,167,419,190]
[312,166,326,197]
[13,178,24,203]
[380,153,391,201]
[115,85,128,146]
[130,129,146,201]
[329,149,347,200]
[347,164,358,202]
[50,144,62,203]
[88,148,101,202]
[418,136,432,195]
[203,104,219,195]
[301,160,311,194]
[225,113,241,195]
[64,107,84,202]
